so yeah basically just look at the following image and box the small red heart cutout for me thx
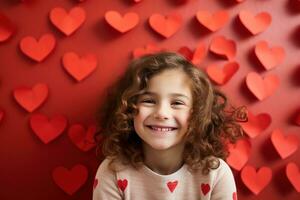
[191,41,206,65]
[29,113,67,144]
[167,180,178,193]
[201,183,210,195]
[255,41,285,70]
[13,83,48,112]
[286,162,300,192]
[206,61,239,85]
[271,129,299,159]
[117,179,128,192]
[226,138,251,171]
[196,10,229,32]
[149,13,182,38]
[20,33,56,62]
[0,12,16,42]
[241,165,272,195]
[52,164,88,195]
[62,52,97,82]
[239,10,271,35]
[68,124,97,152]
[246,72,279,101]
[105,11,139,33]
[209,35,236,60]
[50,6,86,36]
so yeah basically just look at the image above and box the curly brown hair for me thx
[95,51,247,175]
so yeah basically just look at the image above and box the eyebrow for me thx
[140,91,190,100]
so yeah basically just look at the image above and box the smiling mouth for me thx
[146,126,177,132]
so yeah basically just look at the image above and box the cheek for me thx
[134,107,151,125]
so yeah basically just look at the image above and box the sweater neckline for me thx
[141,163,187,178]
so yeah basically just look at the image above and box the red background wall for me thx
[0,0,300,199]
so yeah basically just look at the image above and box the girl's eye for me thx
[141,99,155,104]
[172,101,184,105]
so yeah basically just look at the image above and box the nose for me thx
[153,102,171,120]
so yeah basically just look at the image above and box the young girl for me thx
[93,52,247,200]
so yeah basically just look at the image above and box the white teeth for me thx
[150,126,173,131]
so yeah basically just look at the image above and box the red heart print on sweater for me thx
[201,183,210,195]
[167,180,178,193]
[117,179,128,192]
[232,191,237,200]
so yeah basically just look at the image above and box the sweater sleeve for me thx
[93,159,123,200]
[210,159,237,200]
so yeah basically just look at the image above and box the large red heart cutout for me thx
[20,33,56,62]
[0,12,16,42]
[105,11,139,33]
[191,41,206,65]
[68,124,97,152]
[246,72,279,101]
[167,180,178,193]
[241,165,272,195]
[209,35,236,60]
[226,138,251,171]
[206,61,239,85]
[50,7,86,36]
[149,13,182,38]
[52,164,88,195]
[255,41,285,70]
[29,113,67,144]
[196,10,229,32]
[240,111,271,138]
[239,10,272,35]
[13,83,48,112]
[286,162,300,192]
[271,129,299,159]
[62,52,98,82]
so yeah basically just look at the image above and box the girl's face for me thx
[133,69,193,152]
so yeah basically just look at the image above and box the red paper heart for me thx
[255,41,285,70]
[246,72,279,101]
[206,61,239,85]
[29,113,67,144]
[209,35,236,60]
[227,138,251,171]
[52,164,88,195]
[240,111,271,138]
[196,10,229,32]
[0,109,4,123]
[50,7,86,36]
[20,33,56,62]
[286,162,300,192]
[167,180,178,193]
[241,165,272,195]
[239,10,271,35]
[117,179,128,192]
[191,41,206,65]
[149,13,182,38]
[13,83,48,112]
[105,11,139,33]
[132,44,162,59]
[93,178,98,190]
[62,52,97,82]
[68,124,97,152]
[271,129,299,159]
[0,12,16,42]
[201,183,210,195]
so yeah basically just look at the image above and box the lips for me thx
[146,125,177,132]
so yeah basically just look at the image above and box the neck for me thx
[143,142,185,175]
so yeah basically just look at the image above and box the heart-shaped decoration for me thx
[52,164,88,195]
[271,129,299,159]
[196,10,229,32]
[132,44,162,59]
[240,111,271,138]
[29,113,67,144]
[178,46,193,61]
[241,165,272,195]
[226,138,251,171]
[286,162,300,192]
[209,35,236,60]
[167,180,178,193]
[206,61,239,85]
[0,109,4,123]
[246,72,279,101]
[232,192,237,200]
[254,41,285,70]
[20,33,56,62]
[239,10,272,35]
[149,13,182,38]
[50,7,86,36]
[105,11,139,33]
[117,179,128,192]
[68,124,97,152]
[191,41,206,65]
[0,12,16,42]
[62,52,97,82]
[13,83,48,112]
[200,183,210,195]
